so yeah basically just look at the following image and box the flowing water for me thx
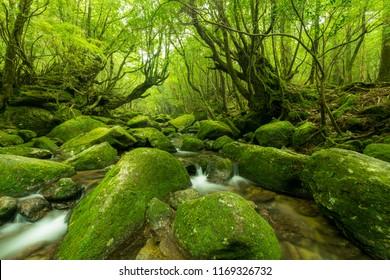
[0,152,371,260]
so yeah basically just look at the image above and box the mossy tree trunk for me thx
[378,0,390,82]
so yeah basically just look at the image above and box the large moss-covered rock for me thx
[2,106,62,136]
[173,192,281,259]
[0,146,52,159]
[301,148,390,259]
[181,136,204,152]
[168,114,196,132]
[212,135,235,151]
[363,143,390,163]
[127,115,156,128]
[64,142,117,170]
[222,142,310,197]
[41,178,82,202]
[254,121,295,148]
[292,122,324,149]
[33,136,59,152]
[130,127,176,153]
[56,148,191,259]
[58,126,137,158]
[47,115,108,143]
[0,155,76,197]
[0,131,24,147]
[197,120,234,140]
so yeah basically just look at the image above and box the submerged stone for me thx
[56,148,190,260]
[0,154,76,197]
[301,148,390,259]
[173,192,282,259]
[222,142,310,197]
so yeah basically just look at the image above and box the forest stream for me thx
[0,149,371,260]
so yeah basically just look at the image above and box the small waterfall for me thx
[0,210,68,259]
[190,166,228,193]
[227,162,252,188]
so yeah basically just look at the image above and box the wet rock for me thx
[245,188,276,203]
[0,196,17,224]
[41,178,82,202]
[58,126,137,158]
[0,131,24,147]
[168,188,203,209]
[173,192,281,260]
[130,127,176,153]
[181,136,204,152]
[145,198,174,241]
[254,121,295,148]
[197,120,235,140]
[301,148,390,259]
[222,142,311,198]
[206,156,234,184]
[47,115,108,143]
[0,154,76,197]
[363,143,390,163]
[18,197,52,222]
[57,148,190,259]
[64,142,118,170]
[168,114,196,133]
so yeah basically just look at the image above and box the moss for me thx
[254,121,295,148]
[130,127,176,153]
[58,126,137,158]
[181,137,204,152]
[222,142,310,197]
[212,135,235,151]
[0,154,76,197]
[197,120,234,140]
[0,131,24,147]
[41,178,82,201]
[333,94,357,119]
[56,148,190,260]
[301,148,390,259]
[363,143,390,163]
[292,122,324,149]
[0,146,52,159]
[127,115,156,128]
[64,142,118,170]
[47,115,108,143]
[173,192,281,260]
[168,114,196,132]
[33,136,59,152]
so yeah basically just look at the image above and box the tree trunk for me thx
[378,1,390,82]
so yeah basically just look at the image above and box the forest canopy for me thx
[0,0,388,130]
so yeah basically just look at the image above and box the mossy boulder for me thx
[0,131,24,147]
[301,148,390,259]
[64,142,118,170]
[181,136,204,152]
[0,154,76,197]
[2,106,62,136]
[145,198,174,241]
[254,121,295,148]
[127,115,156,128]
[130,127,176,153]
[292,121,324,149]
[363,143,390,163]
[17,130,37,142]
[41,178,82,202]
[58,126,137,158]
[197,120,234,140]
[56,148,191,259]
[0,146,52,159]
[33,136,59,152]
[173,192,281,260]
[206,156,234,184]
[168,114,196,132]
[47,115,109,143]
[222,142,310,197]
[211,135,235,151]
